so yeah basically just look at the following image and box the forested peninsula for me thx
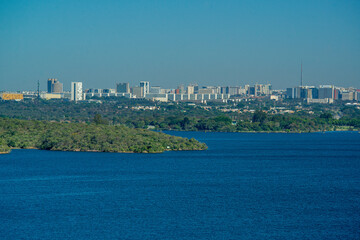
[0,118,207,154]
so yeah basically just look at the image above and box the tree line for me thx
[0,98,359,133]
[0,117,207,154]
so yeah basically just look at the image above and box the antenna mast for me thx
[37,80,40,99]
[300,60,303,87]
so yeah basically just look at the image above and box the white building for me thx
[71,82,84,101]
[140,81,150,97]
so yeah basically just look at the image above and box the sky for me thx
[0,0,359,91]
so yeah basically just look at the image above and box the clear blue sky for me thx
[0,0,359,91]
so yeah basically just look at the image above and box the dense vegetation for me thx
[0,117,207,154]
[0,98,359,133]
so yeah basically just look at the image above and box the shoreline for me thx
[162,129,359,134]
[4,147,207,154]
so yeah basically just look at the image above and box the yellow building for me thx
[0,93,24,100]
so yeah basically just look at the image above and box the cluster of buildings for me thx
[286,85,360,103]
[85,82,272,103]
[1,78,359,104]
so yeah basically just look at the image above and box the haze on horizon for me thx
[0,0,359,91]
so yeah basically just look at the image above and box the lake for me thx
[0,131,359,239]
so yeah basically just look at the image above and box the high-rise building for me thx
[71,82,83,101]
[334,89,340,100]
[300,88,308,99]
[193,85,199,94]
[228,87,239,96]
[47,79,53,93]
[355,90,360,101]
[47,78,63,93]
[254,84,272,96]
[187,85,195,94]
[286,88,295,98]
[341,91,354,101]
[318,85,334,99]
[140,81,150,96]
[178,84,185,94]
[249,87,255,95]
[311,88,319,99]
[131,86,144,98]
[220,87,227,94]
[244,85,250,95]
[116,83,130,93]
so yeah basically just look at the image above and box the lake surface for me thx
[1,131,360,239]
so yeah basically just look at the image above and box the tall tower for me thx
[300,61,303,87]
[71,82,83,101]
[140,81,150,96]
[47,78,63,93]
[37,80,40,99]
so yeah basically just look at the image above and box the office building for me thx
[140,81,150,96]
[193,85,199,94]
[318,85,334,99]
[249,86,255,95]
[40,93,62,100]
[254,84,272,96]
[71,82,83,101]
[311,88,319,99]
[0,93,24,101]
[150,86,161,94]
[87,88,102,94]
[341,91,354,101]
[132,86,144,98]
[47,78,63,93]
[178,85,185,94]
[356,91,360,101]
[286,88,295,99]
[116,83,130,93]
[228,87,239,96]
[187,85,195,95]
[103,89,116,94]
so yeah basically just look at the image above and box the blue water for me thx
[0,132,360,239]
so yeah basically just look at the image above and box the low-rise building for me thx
[306,98,334,104]
[0,93,24,101]
[40,93,62,100]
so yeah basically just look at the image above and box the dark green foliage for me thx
[0,118,207,153]
[195,116,233,131]
[236,114,335,132]
[252,110,267,123]
[93,114,109,125]
[0,138,11,153]
[0,99,359,133]
[320,112,333,120]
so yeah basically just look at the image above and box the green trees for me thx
[93,114,109,125]
[0,138,10,153]
[0,118,207,153]
[0,99,359,133]
[320,112,333,120]
[252,110,267,123]
[195,116,233,131]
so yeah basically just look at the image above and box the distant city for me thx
[1,78,359,104]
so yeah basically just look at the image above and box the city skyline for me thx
[2,77,359,103]
[2,77,360,93]
[1,0,359,91]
